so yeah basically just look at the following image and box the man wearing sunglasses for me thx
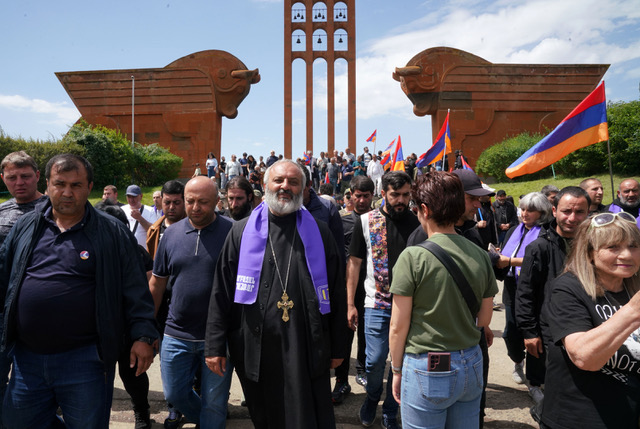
[515,186,590,418]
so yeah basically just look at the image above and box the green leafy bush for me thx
[1,121,183,194]
[62,121,134,188]
[476,133,551,182]
[131,142,183,187]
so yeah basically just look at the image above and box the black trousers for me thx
[117,342,150,412]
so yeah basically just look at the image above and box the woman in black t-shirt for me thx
[542,212,640,429]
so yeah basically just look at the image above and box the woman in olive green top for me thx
[389,172,498,429]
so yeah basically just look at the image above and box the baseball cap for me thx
[452,170,493,197]
[126,185,142,196]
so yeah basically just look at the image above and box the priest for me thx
[205,159,348,429]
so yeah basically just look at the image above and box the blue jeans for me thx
[401,345,483,429]
[0,346,10,428]
[364,308,398,418]
[3,343,115,429]
[160,335,232,428]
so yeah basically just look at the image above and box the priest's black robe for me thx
[205,211,348,429]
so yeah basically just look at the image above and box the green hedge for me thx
[1,121,183,194]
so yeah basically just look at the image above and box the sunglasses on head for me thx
[590,212,637,228]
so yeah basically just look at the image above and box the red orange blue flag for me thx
[417,111,451,168]
[392,136,405,171]
[460,156,473,171]
[366,130,377,143]
[381,139,396,170]
[505,82,609,179]
[302,152,311,165]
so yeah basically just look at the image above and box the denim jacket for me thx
[0,200,158,365]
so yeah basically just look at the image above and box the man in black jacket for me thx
[493,190,518,245]
[607,178,640,218]
[0,154,157,428]
[515,186,589,409]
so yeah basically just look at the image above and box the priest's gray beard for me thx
[265,188,303,215]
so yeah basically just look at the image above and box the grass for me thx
[484,173,640,206]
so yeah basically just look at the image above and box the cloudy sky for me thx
[1,0,639,160]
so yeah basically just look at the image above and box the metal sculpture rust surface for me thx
[393,47,609,167]
[57,50,260,177]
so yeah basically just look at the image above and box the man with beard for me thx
[580,178,606,214]
[516,186,590,416]
[347,171,419,429]
[146,180,186,258]
[224,176,255,221]
[205,160,347,429]
[332,176,374,404]
[607,178,640,220]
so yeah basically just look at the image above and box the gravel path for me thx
[110,281,538,428]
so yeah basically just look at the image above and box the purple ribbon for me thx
[608,204,640,228]
[500,224,541,278]
[234,202,330,314]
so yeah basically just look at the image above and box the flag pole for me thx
[606,138,614,203]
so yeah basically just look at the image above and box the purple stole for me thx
[500,224,541,278]
[608,204,640,228]
[234,202,331,314]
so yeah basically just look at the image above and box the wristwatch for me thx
[136,336,155,345]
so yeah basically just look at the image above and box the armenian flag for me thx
[366,130,377,143]
[460,156,473,171]
[416,111,451,168]
[381,139,396,170]
[505,82,609,179]
[391,136,405,171]
[302,152,311,165]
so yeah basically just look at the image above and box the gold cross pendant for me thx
[277,292,294,322]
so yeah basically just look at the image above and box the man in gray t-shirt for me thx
[0,151,47,245]
[0,150,48,423]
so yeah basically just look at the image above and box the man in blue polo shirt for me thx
[149,176,233,429]
[0,153,157,428]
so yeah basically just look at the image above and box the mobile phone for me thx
[427,352,451,372]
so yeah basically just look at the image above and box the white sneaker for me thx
[529,386,544,405]
[512,361,525,384]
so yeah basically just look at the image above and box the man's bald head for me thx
[618,179,640,208]
[184,176,219,228]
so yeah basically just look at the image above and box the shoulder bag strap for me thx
[417,240,479,319]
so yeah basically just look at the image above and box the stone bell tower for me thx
[284,0,356,158]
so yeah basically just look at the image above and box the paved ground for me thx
[109,282,538,428]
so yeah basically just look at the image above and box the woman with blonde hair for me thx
[542,211,640,428]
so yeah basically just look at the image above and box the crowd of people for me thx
[1,147,640,429]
